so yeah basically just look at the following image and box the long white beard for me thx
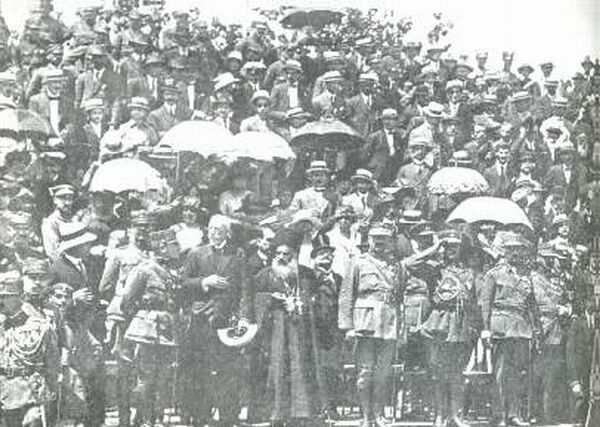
[272,259,298,282]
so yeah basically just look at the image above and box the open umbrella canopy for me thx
[427,167,490,195]
[280,7,344,29]
[290,119,364,151]
[0,109,51,140]
[90,158,163,194]
[447,197,533,230]
[160,121,234,156]
[227,132,296,162]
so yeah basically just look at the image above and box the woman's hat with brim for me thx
[58,222,97,254]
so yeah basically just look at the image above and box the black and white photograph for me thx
[0,1,598,427]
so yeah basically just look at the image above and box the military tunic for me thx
[0,304,59,424]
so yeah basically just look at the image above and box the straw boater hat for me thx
[49,184,75,198]
[424,102,444,118]
[83,98,104,112]
[227,51,244,63]
[286,107,311,121]
[306,160,330,175]
[128,97,150,111]
[351,168,374,184]
[58,222,97,254]
[213,73,239,92]
[322,70,344,83]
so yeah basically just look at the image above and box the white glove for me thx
[571,381,583,399]
[201,274,228,291]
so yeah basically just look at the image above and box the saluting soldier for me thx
[339,224,403,427]
[480,232,542,427]
[419,230,479,427]
[0,270,59,427]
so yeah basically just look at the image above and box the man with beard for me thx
[339,224,403,427]
[480,232,542,427]
[181,215,248,427]
[251,228,322,427]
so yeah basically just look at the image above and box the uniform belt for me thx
[0,366,37,378]
[363,290,397,304]
[494,304,526,313]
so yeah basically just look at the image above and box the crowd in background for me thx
[0,2,600,427]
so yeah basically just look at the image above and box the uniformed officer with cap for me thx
[41,184,76,262]
[339,223,403,427]
[21,257,50,319]
[480,232,542,427]
[0,270,59,427]
[120,231,180,427]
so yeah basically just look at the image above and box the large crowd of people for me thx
[0,2,599,427]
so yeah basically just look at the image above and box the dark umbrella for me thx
[290,119,364,151]
[0,109,51,140]
[280,7,344,29]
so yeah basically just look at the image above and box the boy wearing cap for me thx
[0,270,59,427]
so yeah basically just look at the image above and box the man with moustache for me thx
[251,229,322,427]
[339,224,403,427]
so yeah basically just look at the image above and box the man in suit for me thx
[544,143,581,211]
[343,169,381,219]
[363,108,406,185]
[147,80,192,138]
[346,72,381,136]
[75,45,123,128]
[289,160,332,216]
[127,52,165,109]
[270,59,310,113]
[483,141,513,198]
[312,71,346,119]
[117,97,160,149]
[395,135,434,210]
[29,69,76,136]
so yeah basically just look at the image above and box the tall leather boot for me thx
[357,367,374,427]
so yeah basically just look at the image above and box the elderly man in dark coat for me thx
[181,215,249,427]
[250,228,323,427]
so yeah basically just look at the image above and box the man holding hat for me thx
[270,59,310,113]
[147,79,192,138]
[363,108,406,185]
[0,270,59,427]
[480,232,542,427]
[339,223,403,427]
[289,160,331,215]
[181,215,248,427]
[41,184,76,261]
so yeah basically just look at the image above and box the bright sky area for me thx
[0,0,598,78]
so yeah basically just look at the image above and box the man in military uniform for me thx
[120,232,179,427]
[99,212,151,427]
[0,270,59,427]
[339,224,403,427]
[530,244,572,424]
[480,232,542,427]
[21,258,51,319]
[41,184,76,262]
